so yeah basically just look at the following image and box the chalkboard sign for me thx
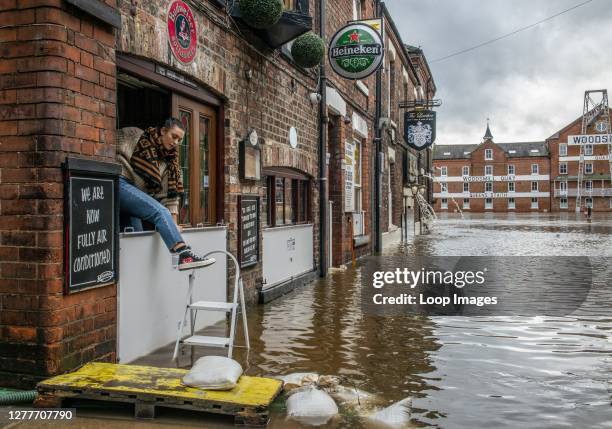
[64,158,120,293]
[238,195,259,268]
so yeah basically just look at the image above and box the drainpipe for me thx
[318,0,328,277]
[373,0,383,253]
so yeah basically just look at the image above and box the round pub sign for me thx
[328,23,384,80]
[167,0,197,64]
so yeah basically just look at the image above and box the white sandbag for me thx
[181,356,243,390]
[277,372,319,385]
[286,386,339,426]
[366,397,412,428]
[328,384,377,407]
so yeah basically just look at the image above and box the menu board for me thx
[64,157,120,293]
[238,195,259,268]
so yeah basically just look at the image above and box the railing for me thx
[554,188,612,197]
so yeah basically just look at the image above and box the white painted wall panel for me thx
[118,227,227,363]
[262,224,314,290]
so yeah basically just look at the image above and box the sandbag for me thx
[366,397,412,428]
[286,386,338,426]
[181,356,243,390]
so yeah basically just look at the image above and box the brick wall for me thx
[0,0,117,388]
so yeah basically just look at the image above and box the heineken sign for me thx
[329,23,384,80]
[404,110,436,151]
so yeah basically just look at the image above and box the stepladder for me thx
[172,250,249,362]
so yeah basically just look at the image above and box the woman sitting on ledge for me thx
[117,118,215,271]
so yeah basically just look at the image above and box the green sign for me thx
[329,23,384,80]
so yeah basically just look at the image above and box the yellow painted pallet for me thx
[35,362,283,426]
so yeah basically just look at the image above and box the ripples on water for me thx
[234,214,612,429]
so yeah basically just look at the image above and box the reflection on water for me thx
[237,213,611,428]
[60,214,610,429]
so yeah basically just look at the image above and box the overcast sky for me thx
[385,0,612,145]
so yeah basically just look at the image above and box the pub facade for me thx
[0,0,436,387]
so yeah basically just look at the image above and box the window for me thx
[560,181,567,194]
[485,182,493,192]
[507,165,515,175]
[559,162,567,174]
[441,182,448,193]
[585,180,593,192]
[441,198,448,209]
[560,197,568,209]
[485,198,493,209]
[463,198,470,209]
[462,166,469,176]
[584,144,593,156]
[485,165,493,176]
[463,182,469,193]
[508,198,515,209]
[440,166,447,176]
[585,197,593,208]
[531,164,539,174]
[508,182,515,192]
[485,149,493,160]
[559,143,567,156]
[266,174,311,227]
[531,197,538,209]
[585,163,593,174]
[531,181,538,192]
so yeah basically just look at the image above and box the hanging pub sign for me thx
[238,195,260,268]
[404,110,437,151]
[167,0,197,64]
[64,157,121,294]
[328,23,384,80]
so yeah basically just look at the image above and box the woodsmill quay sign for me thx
[238,195,260,268]
[404,110,437,151]
[329,23,384,80]
[64,158,120,293]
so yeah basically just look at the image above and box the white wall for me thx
[262,224,314,290]
[118,227,227,363]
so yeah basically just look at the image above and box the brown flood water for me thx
[8,214,611,429]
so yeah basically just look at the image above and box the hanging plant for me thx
[291,32,325,69]
[240,0,283,29]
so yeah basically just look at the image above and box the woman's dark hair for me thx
[158,117,185,132]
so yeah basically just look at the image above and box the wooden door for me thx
[172,94,217,226]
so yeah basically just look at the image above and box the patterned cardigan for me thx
[117,127,181,215]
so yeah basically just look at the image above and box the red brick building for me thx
[547,109,612,212]
[433,125,551,213]
[0,0,436,387]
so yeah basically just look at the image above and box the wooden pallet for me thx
[35,362,283,426]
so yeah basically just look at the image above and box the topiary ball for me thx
[291,32,325,68]
[240,0,283,29]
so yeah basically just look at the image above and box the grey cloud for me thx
[385,0,612,144]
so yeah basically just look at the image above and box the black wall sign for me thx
[64,158,120,293]
[238,195,260,268]
[404,110,436,151]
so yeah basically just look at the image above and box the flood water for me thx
[11,214,610,429]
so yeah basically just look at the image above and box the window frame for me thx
[508,182,515,192]
[441,182,448,193]
[485,165,493,176]
[485,198,493,209]
[507,164,515,175]
[485,182,493,192]
[463,182,469,193]
[440,166,448,177]
[462,166,469,176]
[265,173,312,227]
[485,149,493,160]
[441,198,448,209]
[508,197,516,209]
[531,197,538,209]
[531,181,538,192]
[584,144,593,156]
[560,197,568,209]
[463,198,470,209]
[531,164,539,175]
[585,180,593,191]
[585,163,593,175]
[559,143,567,156]
[559,162,567,175]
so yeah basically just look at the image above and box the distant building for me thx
[433,124,551,213]
[547,109,612,212]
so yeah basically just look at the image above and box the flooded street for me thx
[9,214,611,429]
[241,213,612,428]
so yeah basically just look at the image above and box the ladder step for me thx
[189,301,236,311]
[182,335,231,347]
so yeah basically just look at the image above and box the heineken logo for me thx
[329,23,384,80]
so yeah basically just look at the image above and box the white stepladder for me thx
[172,250,249,361]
